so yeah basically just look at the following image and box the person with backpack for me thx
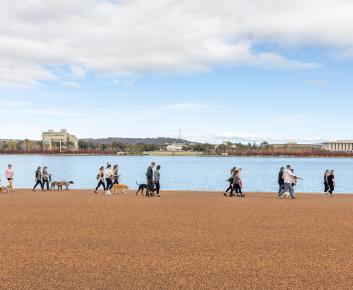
[32,166,43,191]
[224,167,236,197]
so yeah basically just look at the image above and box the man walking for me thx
[278,167,285,196]
[146,162,155,197]
[280,165,296,199]
[105,163,114,195]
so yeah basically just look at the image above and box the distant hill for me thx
[79,137,195,146]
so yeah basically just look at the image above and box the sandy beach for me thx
[0,190,352,289]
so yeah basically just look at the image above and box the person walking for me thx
[230,170,244,197]
[323,170,329,194]
[94,166,106,193]
[279,165,296,199]
[105,164,114,195]
[327,170,335,196]
[278,167,285,196]
[146,162,155,197]
[4,164,14,192]
[42,166,50,191]
[113,164,119,184]
[224,167,236,197]
[33,166,43,191]
[153,165,161,198]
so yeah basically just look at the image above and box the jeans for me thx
[106,178,113,190]
[282,182,295,199]
[153,181,160,195]
[278,183,284,195]
[95,180,106,191]
[33,180,43,190]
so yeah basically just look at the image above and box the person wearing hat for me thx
[42,166,51,191]
[33,166,43,191]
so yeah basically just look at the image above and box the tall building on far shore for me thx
[42,129,78,151]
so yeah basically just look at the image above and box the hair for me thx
[156,165,161,170]
[100,166,104,170]
[151,162,156,165]
[113,164,118,169]
[280,167,284,170]
[107,164,111,168]
[8,164,12,167]
[286,165,291,169]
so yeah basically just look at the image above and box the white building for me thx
[166,144,183,152]
[321,140,353,152]
[42,129,78,151]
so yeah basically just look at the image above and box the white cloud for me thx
[1,0,353,87]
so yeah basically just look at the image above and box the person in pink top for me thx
[4,164,14,192]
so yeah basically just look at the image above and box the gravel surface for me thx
[0,190,352,289]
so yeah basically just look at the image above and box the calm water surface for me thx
[0,155,352,193]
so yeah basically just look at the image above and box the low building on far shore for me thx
[321,140,353,152]
[42,129,78,151]
[166,144,183,152]
[271,142,321,151]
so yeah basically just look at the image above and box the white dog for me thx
[281,191,291,199]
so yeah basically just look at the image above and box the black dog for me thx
[136,181,148,196]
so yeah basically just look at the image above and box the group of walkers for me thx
[33,166,51,191]
[94,161,162,197]
[277,165,301,199]
[94,163,119,195]
[145,162,161,197]
[0,162,337,198]
[224,166,244,197]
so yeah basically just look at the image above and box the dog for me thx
[51,181,74,191]
[136,182,148,196]
[281,191,291,199]
[0,186,9,193]
[112,183,129,194]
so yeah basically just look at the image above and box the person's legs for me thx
[225,182,233,193]
[33,180,41,190]
[236,184,243,196]
[106,178,113,191]
[289,184,295,199]
[146,179,153,197]
[324,182,329,193]
[329,184,334,195]
[7,179,13,192]
[43,179,49,191]
[278,183,284,195]
[154,182,160,196]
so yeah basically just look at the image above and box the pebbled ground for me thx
[0,190,352,289]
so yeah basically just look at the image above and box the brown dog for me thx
[112,184,129,194]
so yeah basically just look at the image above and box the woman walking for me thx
[42,166,50,191]
[153,165,161,198]
[224,167,236,197]
[231,170,244,197]
[32,166,43,191]
[94,166,106,193]
[4,164,14,192]
[327,170,335,196]
[323,170,329,194]
[113,164,119,184]
[105,164,114,195]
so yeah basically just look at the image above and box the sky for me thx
[1,0,353,143]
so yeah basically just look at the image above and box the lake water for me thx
[0,155,352,193]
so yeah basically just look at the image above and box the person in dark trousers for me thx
[153,165,161,197]
[42,166,50,191]
[224,167,236,197]
[327,170,335,196]
[146,162,155,197]
[323,170,329,194]
[231,170,244,197]
[94,166,106,193]
[32,166,43,191]
[278,167,285,196]
[113,164,119,184]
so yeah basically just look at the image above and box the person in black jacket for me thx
[327,170,335,196]
[32,166,43,191]
[323,170,329,194]
[278,167,285,196]
[146,162,155,197]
